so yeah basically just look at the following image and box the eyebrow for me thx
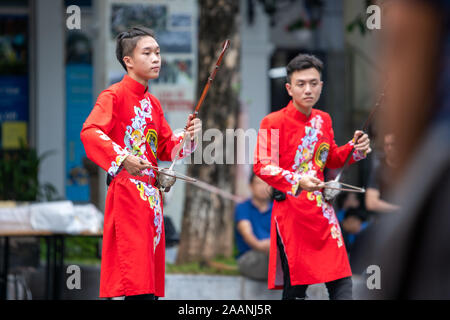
[295,78,319,83]
[142,46,160,51]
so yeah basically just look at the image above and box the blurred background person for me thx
[365,133,401,216]
[336,193,369,258]
[234,173,272,281]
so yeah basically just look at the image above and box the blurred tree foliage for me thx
[0,143,59,201]
[40,237,101,265]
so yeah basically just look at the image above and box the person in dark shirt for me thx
[235,173,272,281]
[365,133,400,214]
[336,193,369,253]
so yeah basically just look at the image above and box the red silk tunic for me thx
[81,75,193,298]
[254,101,366,289]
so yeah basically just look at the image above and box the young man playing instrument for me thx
[81,26,201,300]
[254,54,371,300]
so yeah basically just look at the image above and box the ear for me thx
[285,82,293,97]
[123,55,133,70]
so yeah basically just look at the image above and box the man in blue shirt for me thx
[235,173,273,281]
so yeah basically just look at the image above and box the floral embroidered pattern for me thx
[348,139,367,162]
[259,117,326,197]
[261,164,302,195]
[95,130,129,177]
[124,97,153,157]
[292,115,324,175]
[261,164,283,176]
[129,178,163,252]
[331,225,343,248]
[122,97,156,177]
[307,191,343,247]
[314,142,330,171]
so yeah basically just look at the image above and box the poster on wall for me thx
[107,0,197,114]
[0,14,29,149]
[65,9,94,202]
[65,64,92,202]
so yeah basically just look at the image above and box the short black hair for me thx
[286,54,323,84]
[344,208,367,221]
[249,172,257,184]
[116,26,155,71]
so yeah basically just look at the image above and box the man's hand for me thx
[299,175,324,192]
[122,155,153,176]
[256,239,271,254]
[353,130,372,155]
[186,114,202,141]
[237,220,271,254]
[342,216,362,234]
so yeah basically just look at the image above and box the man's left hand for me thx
[353,130,372,155]
[186,114,202,141]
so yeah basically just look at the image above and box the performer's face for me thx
[285,68,323,112]
[124,36,161,81]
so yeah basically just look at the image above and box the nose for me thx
[151,53,160,64]
[305,83,312,94]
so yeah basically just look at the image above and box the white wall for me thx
[35,0,65,199]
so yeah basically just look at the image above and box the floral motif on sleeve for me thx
[261,164,303,196]
[348,139,368,162]
[261,164,283,176]
[96,130,111,141]
[94,130,130,177]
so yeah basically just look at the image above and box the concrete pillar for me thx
[35,0,65,199]
[238,0,273,196]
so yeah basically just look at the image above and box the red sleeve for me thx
[80,90,130,177]
[325,113,367,169]
[155,99,196,162]
[253,116,302,196]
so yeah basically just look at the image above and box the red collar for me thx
[122,74,149,95]
[286,100,315,122]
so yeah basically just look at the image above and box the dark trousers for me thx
[276,231,353,300]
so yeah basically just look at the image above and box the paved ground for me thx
[13,264,365,300]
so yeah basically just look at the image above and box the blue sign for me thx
[0,75,28,122]
[65,64,92,202]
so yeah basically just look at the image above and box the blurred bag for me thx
[30,201,103,233]
[30,201,75,232]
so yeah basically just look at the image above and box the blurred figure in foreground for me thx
[235,174,272,281]
[355,0,450,299]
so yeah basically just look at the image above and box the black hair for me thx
[116,26,156,72]
[286,53,323,84]
[249,172,257,184]
[344,208,368,222]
